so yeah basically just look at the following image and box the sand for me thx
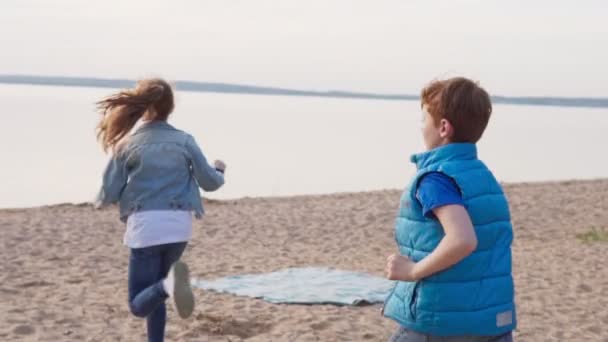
[1,179,607,341]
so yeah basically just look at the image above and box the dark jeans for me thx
[128,242,187,342]
[389,327,513,342]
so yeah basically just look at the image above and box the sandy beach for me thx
[1,179,607,341]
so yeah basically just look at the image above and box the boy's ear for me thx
[439,119,455,139]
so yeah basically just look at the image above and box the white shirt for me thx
[124,210,193,249]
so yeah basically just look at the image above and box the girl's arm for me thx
[95,155,128,208]
[185,135,225,192]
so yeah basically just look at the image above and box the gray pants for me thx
[389,327,513,342]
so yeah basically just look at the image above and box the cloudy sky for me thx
[2,0,607,96]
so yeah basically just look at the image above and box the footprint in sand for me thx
[577,283,592,292]
[19,280,54,288]
[0,287,19,295]
[13,325,35,335]
[310,321,331,331]
[194,313,273,338]
[362,333,375,339]
[587,325,602,336]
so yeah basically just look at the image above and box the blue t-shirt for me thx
[416,172,464,218]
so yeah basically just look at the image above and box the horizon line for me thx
[1,74,607,109]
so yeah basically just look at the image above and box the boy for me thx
[383,77,515,342]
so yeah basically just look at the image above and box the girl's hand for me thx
[214,160,226,172]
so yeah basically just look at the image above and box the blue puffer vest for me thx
[383,143,516,336]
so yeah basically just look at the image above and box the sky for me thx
[1,0,607,97]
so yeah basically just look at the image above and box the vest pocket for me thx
[381,283,398,316]
[408,282,420,321]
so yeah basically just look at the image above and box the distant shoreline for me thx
[1,74,607,109]
[1,178,605,211]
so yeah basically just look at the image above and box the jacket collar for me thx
[410,143,477,170]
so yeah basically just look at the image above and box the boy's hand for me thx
[214,160,226,172]
[386,254,418,281]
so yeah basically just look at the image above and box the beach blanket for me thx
[193,267,394,306]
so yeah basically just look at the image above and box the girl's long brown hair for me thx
[96,78,174,153]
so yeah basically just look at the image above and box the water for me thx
[1,84,607,209]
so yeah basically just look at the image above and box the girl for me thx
[95,78,225,342]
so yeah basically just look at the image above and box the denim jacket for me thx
[95,121,224,222]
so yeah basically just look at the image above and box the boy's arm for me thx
[387,204,478,281]
[413,204,477,279]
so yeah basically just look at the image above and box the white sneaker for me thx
[165,261,194,319]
